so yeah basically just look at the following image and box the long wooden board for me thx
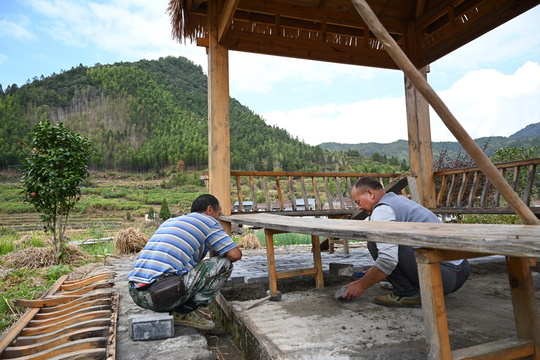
[222,213,540,258]
[0,272,117,360]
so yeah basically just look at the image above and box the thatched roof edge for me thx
[167,0,207,44]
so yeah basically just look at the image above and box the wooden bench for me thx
[222,213,540,360]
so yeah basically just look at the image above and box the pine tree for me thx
[159,199,171,220]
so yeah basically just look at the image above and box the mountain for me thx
[0,56,333,172]
[319,123,540,163]
[509,122,540,139]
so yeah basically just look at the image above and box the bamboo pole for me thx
[350,0,539,225]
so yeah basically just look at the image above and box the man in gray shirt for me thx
[342,177,470,307]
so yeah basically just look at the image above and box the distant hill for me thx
[319,123,540,163]
[509,122,540,139]
[0,56,334,172]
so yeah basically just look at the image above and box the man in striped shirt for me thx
[128,194,242,330]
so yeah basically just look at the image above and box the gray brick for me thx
[128,313,174,341]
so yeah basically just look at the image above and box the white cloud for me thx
[263,61,540,145]
[27,0,204,63]
[0,17,36,41]
[262,97,407,145]
[0,53,7,65]
[431,61,540,141]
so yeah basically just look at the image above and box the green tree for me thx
[159,198,172,220]
[21,119,92,262]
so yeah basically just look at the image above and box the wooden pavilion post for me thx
[208,0,232,224]
[405,66,436,208]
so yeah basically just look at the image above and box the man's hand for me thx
[343,280,366,299]
[341,266,388,299]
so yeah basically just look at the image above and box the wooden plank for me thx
[467,171,480,207]
[300,176,309,211]
[288,176,297,211]
[506,257,540,354]
[263,176,271,211]
[0,275,68,356]
[523,164,536,205]
[61,273,115,288]
[231,171,403,178]
[416,250,451,360]
[15,296,81,308]
[249,175,257,210]
[222,214,540,258]
[35,299,111,320]
[445,173,456,208]
[14,320,111,346]
[265,229,279,297]
[325,177,333,210]
[312,176,322,210]
[493,168,504,207]
[28,306,112,327]
[106,290,119,360]
[350,0,540,226]
[3,327,108,357]
[22,311,111,336]
[456,172,467,208]
[311,235,324,289]
[480,176,490,208]
[452,337,534,360]
[276,177,284,211]
[58,281,114,296]
[275,268,318,279]
[437,175,448,207]
[335,177,346,209]
[3,337,108,360]
[39,293,113,313]
[236,175,243,212]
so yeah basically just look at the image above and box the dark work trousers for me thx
[367,242,471,297]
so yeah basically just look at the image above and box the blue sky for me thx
[1,0,539,145]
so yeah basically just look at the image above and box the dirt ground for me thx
[218,258,540,359]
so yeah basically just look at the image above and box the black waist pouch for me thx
[149,274,185,308]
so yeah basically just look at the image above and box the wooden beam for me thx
[350,0,540,226]
[405,66,436,208]
[208,0,232,215]
[207,33,399,69]
[218,0,240,43]
[222,214,540,258]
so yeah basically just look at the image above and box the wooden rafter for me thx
[218,0,240,43]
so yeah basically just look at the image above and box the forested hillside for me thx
[0,56,333,172]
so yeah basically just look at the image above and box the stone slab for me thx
[128,313,174,341]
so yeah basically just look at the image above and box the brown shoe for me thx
[172,310,215,330]
[373,293,421,308]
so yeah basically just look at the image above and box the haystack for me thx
[114,227,148,254]
[237,233,261,249]
[1,245,90,269]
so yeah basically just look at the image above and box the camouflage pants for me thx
[129,256,233,313]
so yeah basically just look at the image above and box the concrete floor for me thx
[216,257,539,360]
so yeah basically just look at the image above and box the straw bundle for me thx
[237,233,261,249]
[1,245,89,269]
[114,227,149,254]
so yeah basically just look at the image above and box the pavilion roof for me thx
[168,0,539,69]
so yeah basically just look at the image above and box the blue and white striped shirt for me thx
[127,212,237,284]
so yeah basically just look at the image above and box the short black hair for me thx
[191,194,221,213]
[353,177,383,192]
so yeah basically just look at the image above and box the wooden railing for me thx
[229,158,540,217]
[230,171,404,216]
[433,158,539,215]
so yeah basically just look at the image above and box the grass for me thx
[251,230,313,246]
